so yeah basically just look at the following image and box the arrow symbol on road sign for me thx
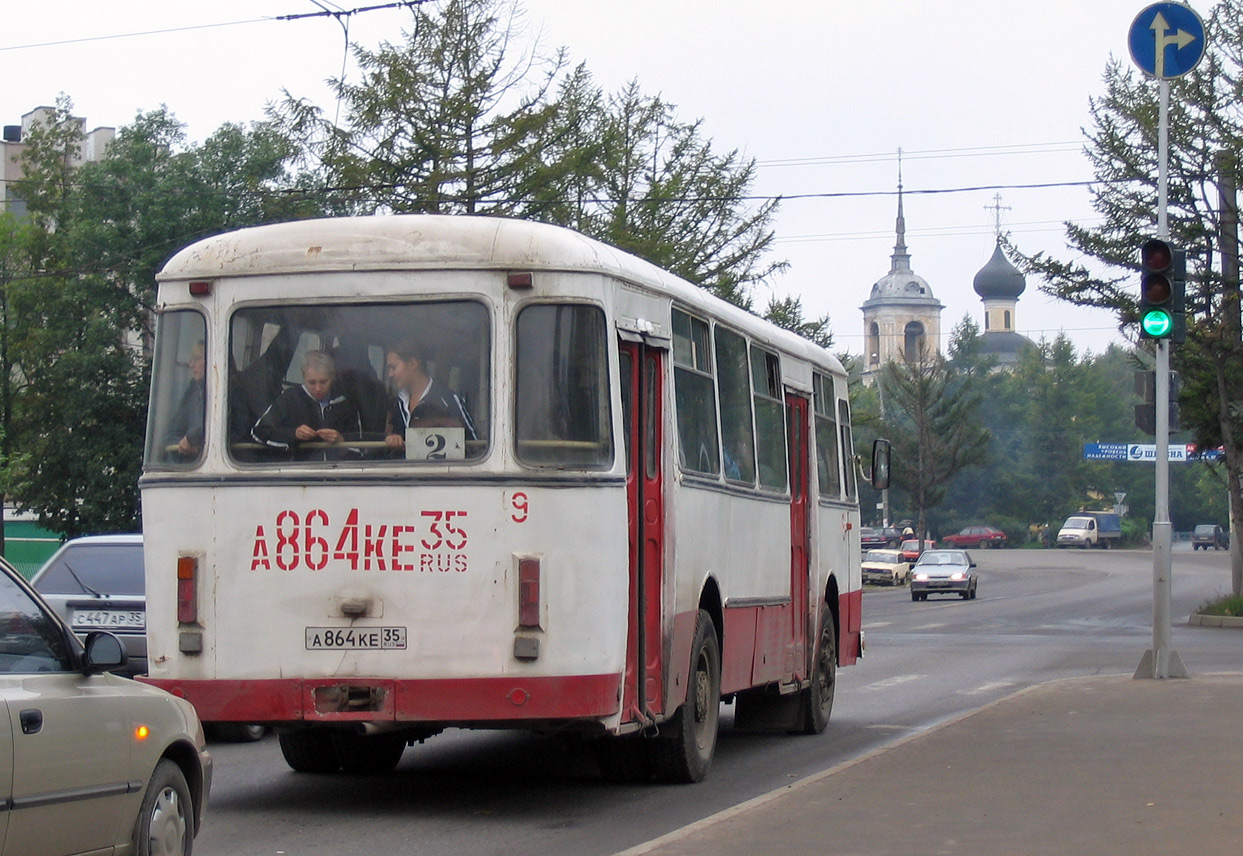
[1150,11,1198,78]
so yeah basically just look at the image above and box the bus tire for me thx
[333,731,407,774]
[279,730,339,773]
[650,609,720,784]
[796,604,836,735]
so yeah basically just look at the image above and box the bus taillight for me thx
[177,556,198,623]
[518,558,541,628]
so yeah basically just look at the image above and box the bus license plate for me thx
[72,609,145,630]
[305,627,407,650]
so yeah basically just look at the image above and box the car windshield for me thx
[865,551,900,562]
[1065,517,1092,528]
[1194,525,1216,535]
[34,543,145,596]
[916,551,965,566]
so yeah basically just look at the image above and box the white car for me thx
[0,555,211,855]
[861,549,911,586]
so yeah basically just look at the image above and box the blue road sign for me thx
[1129,3,1206,79]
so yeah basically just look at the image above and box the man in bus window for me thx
[251,350,362,460]
[164,340,206,461]
[384,338,477,452]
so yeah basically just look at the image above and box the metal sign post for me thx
[1128,3,1204,679]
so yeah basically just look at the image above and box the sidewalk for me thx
[617,674,1243,856]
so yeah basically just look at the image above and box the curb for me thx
[1188,612,1243,628]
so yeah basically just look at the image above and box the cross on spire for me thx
[986,193,1012,238]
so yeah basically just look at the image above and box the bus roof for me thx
[158,215,844,376]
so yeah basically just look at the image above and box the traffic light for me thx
[1138,239,1186,343]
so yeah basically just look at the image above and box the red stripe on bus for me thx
[838,587,863,665]
[140,674,623,723]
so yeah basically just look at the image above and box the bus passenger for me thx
[164,340,206,460]
[384,338,477,451]
[251,350,362,460]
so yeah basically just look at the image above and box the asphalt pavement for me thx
[615,670,1243,856]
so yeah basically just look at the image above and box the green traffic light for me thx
[1141,307,1174,338]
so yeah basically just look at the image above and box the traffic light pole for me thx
[1136,77,1187,679]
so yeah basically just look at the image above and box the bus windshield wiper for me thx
[62,562,105,598]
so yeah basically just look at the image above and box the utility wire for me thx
[0,2,425,53]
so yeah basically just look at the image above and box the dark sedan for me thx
[910,549,978,601]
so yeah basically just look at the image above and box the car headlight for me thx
[950,572,965,580]
[913,572,928,581]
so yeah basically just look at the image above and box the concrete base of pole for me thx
[1134,647,1189,679]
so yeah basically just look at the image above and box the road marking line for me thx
[859,674,925,692]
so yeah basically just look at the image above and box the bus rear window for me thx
[228,301,489,464]
[515,304,612,467]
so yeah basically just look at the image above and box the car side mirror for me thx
[82,631,128,676]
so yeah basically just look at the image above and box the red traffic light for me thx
[1141,239,1173,272]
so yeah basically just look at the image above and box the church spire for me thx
[890,148,912,274]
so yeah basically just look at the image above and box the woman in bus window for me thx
[250,350,362,460]
[383,338,477,451]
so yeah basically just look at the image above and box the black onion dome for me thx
[973,242,1026,300]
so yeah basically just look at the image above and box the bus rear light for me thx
[507,272,533,289]
[188,280,212,296]
[177,556,198,624]
[518,558,540,628]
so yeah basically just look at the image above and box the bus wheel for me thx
[650,610,720,784]
[278,730,339,773]
[332,731,407,774]
[797,604,837,735]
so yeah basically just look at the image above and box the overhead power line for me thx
[0,2,425,53]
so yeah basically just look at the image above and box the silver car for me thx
[910,549,979,601]
[0,554,211,855]
[30,534,146,677]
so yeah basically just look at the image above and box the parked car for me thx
[1191,524,1229,551]
[910,549,978,601]
[32,534,266,743]
[899,539,937,562]
[941,525,1007,550]
[861,549,911,586]
[860,526,904,550]
[0,553,211,855]
[31,534,146,677]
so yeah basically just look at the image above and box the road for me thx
[196,547,1239,856]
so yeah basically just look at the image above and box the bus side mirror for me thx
[866,438,891,490]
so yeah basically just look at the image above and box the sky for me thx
[3,0,1206,358]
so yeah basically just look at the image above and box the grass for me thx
[1196,593,1243,617]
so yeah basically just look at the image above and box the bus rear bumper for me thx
[140,673,623,726]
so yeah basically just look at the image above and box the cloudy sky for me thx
[4,0,1202,356]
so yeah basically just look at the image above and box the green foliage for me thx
[763,295,833,349]
[270,0,784,306]
[0,98,305,538]
[1012,1,1243,592]
[876,351,989,540]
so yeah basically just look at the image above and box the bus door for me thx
[785,392,812,683]
[619,340,666,725]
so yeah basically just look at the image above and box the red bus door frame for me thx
[785,392,812,683]
[620,340,666,725]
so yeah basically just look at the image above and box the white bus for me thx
[140,215,888,783]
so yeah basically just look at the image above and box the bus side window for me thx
[672,308,719,477]
[838,398,858,500]
[751,346,787,490]
[714,326,755,484]
[813,372,841,499]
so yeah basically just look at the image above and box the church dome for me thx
[973,242,1026,299]
[866,269,938,303]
